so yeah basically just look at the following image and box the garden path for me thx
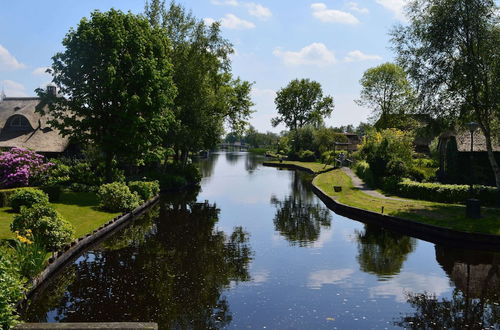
[341,167,405,201]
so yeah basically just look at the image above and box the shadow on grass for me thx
[392,203,500,235]
[56,192,100,208]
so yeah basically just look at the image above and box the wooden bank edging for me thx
[23,195,160,300]
[262,162,334,175]
[262,162,500,250]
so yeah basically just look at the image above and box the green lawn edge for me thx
[313,169,500,236]
[267,160,334,174]
[0,191,120,240]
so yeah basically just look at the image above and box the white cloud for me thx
[311,3,360,24]
[1,80,28,97]
[273,43,336,67]
[344,50,382,62]
[370,272,451,302]
[220,14,256,29]
[376,0,407,21]
[211,0,239,6]
[346,2,369,14]
[308,269,355,289]
[32,66,51,76]
[0,45,26,71]
[245,3,272,20]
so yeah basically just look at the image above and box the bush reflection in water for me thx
[21,191,253,329]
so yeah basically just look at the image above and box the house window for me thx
[7,115,31,131]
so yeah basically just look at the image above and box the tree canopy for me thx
[145,0,254,163]
[37,9,176,180]
[356,62,415,128]
[272,79,334,131]
[391,0,500,192]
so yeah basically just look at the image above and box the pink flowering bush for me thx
[0,148,54,188]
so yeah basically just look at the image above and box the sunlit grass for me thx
[314,170,500,235]
[268,160,333,174]
[0,191,120,239]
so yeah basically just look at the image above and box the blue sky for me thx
[0,0,409,132]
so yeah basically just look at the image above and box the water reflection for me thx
[271,172,331,246]
[395,246,500,329]
[21,196,253,329]
[356,224,416,279]
[197,152,219,178]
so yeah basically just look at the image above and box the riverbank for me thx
[264,161,500,238]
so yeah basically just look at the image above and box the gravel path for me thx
[341,167,404,201]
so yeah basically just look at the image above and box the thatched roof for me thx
[442,130,500,153]
[0,97,69,153]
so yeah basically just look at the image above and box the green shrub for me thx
[69,183,99,193]
[128,181,160,201]
[69,162,102,187]
[46,160,71,186]
[9,188,49,213]
[40,184,63,202]
[158,174,188,190]
[298,150,316,162]
[0,247,25,329]
[396,179,497,205]
[98,182,142,212]
[0,188,31,207]
[381,176,401,194]
[354,161,376,187]
[11,203,74,252]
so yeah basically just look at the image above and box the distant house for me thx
[0,87,73,156]
[343,133,361,152]
[438,130,500,186]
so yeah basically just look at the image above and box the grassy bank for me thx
[268,160,334,174]
[314,169,500,235]
[0,191,120,239]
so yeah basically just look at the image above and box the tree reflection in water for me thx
[355,224,416,279]
[271,171,331,246]
[395,246,500,329]
[21,194,253,329]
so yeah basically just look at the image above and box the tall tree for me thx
[272,78,334,131]
[145,1,254,163]
[37,9,176,180]
[391,0,500,193]
[356,62,415,128]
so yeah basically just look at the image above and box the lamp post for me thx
[465,122,480,218]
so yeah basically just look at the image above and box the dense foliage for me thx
[0,148,53,188]
[98,182,142,212]
[9,188,50,213]
[38,9,177,181]
[272,79,334,131]
[0,248,25,329]
[11,203,74,251]
[128,181,160,201]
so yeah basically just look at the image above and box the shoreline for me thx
[263,162,500,251]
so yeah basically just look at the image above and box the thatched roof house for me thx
[0,92,70,154]
[438,130,500,185]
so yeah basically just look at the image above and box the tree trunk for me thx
[481,127,500,206]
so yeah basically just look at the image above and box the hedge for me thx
[0,187,32,208]
[397,179,497,206]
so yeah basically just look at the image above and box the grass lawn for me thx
[0,191,120,239]
[268,160,334,174]
[314,170,500,235]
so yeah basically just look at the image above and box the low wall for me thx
[23,195,160,300]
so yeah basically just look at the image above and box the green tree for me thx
[37,9,176,181]
[356,62,415,128]
[391,0,500,193]
[272,78,334,131]
[146,1,254,163]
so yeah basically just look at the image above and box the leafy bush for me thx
[0,188,31,207]
[0,247,25,329]
[46,160,71,186]
[163,163,201,186]
[11,203,74,251]
[69,162,103,188]
[98,182,142,212]
[69,183,99,193]
[354,161,376,187]
[0,147,54,188]
[298,150,316,162]
[9,188,49,213]
[396,179,497,205]
[128,181,160,201]
[40,184,63,202]
[157,174,188,190]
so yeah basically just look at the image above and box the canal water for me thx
[21,152,500,329]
